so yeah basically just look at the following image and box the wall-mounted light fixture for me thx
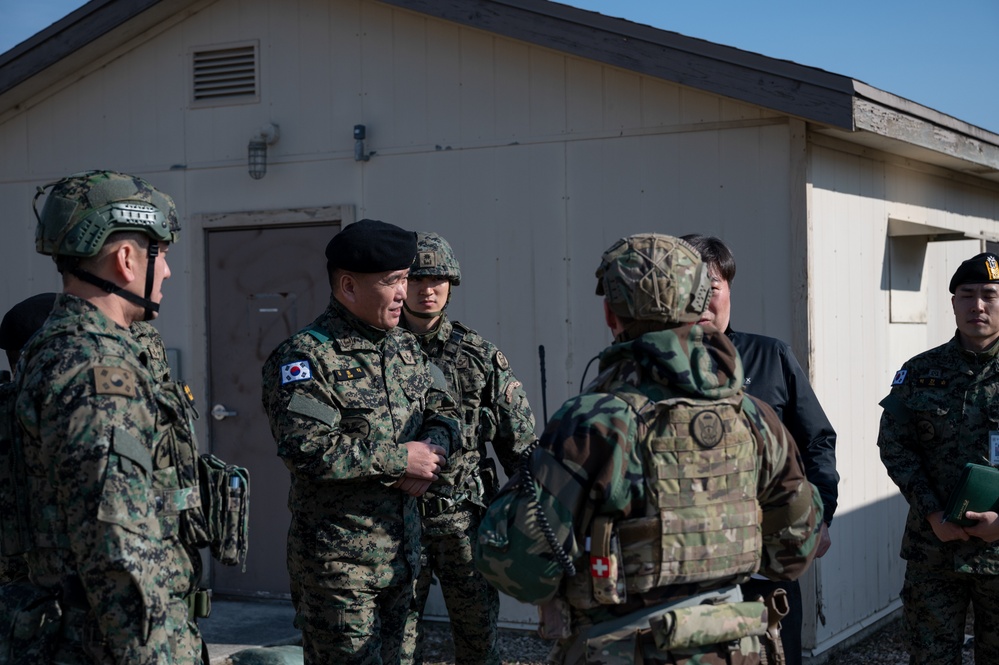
[354,124,374,162]
[248,122,280,179]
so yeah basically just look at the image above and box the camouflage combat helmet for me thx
[33,170,179,258]
[595,233,710,324]
[410,232,461,285]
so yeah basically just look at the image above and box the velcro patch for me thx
[93,366,136,397]
[399,350,416,365]
[333,367,366,382]
[495,351,510,371]
[891,369,907,386]
[281,360,312,385]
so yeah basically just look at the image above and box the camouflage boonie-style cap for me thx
[595,233,711,323]
[34,170,179,258]
[410,232,461,285]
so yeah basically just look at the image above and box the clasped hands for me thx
[392,439,447,497]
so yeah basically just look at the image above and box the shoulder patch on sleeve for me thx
[287,392,337,427]
[891,369,907,386]
[281,360,312,385]
[93,366,137,397]
[494,351,510,371]
[428,361,448,392]
[112,427,152,476]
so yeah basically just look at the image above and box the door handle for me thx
[211,403,238,421]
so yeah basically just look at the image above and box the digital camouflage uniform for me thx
[878,335,999,665]
[476,235,822,665]
[14,294,202,664]
[403,313,536,664]
[131,321,172,383]
[261,295,460,665]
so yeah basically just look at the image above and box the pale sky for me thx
[2,0,998,132]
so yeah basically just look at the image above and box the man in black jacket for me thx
[682,234,839,665]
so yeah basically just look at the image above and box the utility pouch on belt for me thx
[0,383,31,558]
[537,597,572,640]
[649,600,767,651]
[0,581,61,664]
[199,454,250,570]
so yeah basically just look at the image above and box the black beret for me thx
[325,219,417,273]
[949,252,999,293]
[0,292,57,352]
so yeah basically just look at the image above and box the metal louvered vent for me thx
[191,42,259,106]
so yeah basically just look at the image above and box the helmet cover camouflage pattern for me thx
[595,233,710,324]
[34,170,180,258]
[410,232,461,285]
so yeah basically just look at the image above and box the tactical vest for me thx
[565,383,762,609]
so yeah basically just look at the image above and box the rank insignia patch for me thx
[333,367,366,382]
[281,360,312,385]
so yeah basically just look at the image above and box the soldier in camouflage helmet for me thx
[878,251,999,665]
[4,170,210,662]
[475,233,822,665]
[261,219,461,664]
[400,232,536,664]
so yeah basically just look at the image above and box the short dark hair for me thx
[680,234,736,284]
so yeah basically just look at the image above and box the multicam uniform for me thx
[403,314,535,664]
[261,296,460,664]
[878,335,999,665]
[14,294,203,664]
[477,324,821,664]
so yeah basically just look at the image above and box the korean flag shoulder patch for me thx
[281,360,313,385]
[891,369,907,386]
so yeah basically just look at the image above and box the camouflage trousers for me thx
[409,505,500,665]
[296,583,418,665]
[901,561,999,665]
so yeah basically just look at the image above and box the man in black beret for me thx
[878,249,999,664]
[261,219,461,664]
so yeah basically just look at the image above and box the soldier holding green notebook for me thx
[878,251,999,665]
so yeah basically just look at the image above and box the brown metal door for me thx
[206,223,336,597]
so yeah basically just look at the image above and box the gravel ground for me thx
[421,613,977,665]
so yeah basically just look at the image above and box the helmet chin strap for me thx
[70,240,160,322]
[402,301,442,320]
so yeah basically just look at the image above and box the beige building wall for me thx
[4,0,999,650]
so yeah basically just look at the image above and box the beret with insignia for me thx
[325,219,417,274]
[949,252,999,293]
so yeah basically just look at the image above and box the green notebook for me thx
[942,463,999,526]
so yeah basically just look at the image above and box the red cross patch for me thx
[590,556,611,578]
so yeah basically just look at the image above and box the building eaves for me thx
[3,0,998,182]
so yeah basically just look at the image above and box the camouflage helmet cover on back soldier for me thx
[410,232,461,285]
[34,170,180,258]
[595,233,710,324]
